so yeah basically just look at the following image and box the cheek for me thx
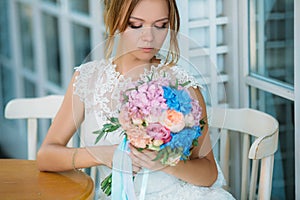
[154,30,168,47]
[121,30,140,48]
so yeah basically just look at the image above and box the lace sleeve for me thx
[171,65,203,89]
[73,60,104,107]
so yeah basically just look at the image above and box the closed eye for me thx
[128,22,143,29]
[154,22,168,29]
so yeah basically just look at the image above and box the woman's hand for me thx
[128,144,166,172]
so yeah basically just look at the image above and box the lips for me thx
[140,47,154,53]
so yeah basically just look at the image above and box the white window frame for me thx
[239,0,299,198]
[295,0,300,196]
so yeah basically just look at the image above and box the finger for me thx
[128,150,143,167]
[132,164,141,174]
[129,146,150,162]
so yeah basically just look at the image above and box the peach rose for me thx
[160,109,185,133]
[126,126,152,148]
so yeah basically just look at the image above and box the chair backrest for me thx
[208,107,279,200]
[4,95,64,160]
[4,95,98,184]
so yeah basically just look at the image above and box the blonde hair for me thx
[103,0,180,65]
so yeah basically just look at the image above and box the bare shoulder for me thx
[192,87,207,116]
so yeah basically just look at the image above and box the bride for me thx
[37,0,235,199]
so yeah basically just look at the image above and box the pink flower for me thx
[126,81,167,121]
[190,99,202,126]
[146,123,171,143]
[160,110,185,133]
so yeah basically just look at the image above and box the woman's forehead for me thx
[130,0,169,21]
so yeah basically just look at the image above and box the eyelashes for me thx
[128,22,168,30]
[155,23,168,29]
[128,23,143,29]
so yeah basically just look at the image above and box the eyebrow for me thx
[129,16,169,22]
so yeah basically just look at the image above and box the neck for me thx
[113,55,153,75]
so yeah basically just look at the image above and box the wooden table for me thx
[0,159,94,200]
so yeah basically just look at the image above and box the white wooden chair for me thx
[4,95,65,160]
[208,107,279,200]
[4,95,98,181]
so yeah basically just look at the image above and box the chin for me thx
[135,53,156,62]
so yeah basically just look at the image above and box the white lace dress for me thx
[73,59,235,200]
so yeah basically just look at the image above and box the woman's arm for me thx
[37,72,116,172]
[129,87,218,186]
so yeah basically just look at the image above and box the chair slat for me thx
[27,118,37,160]
[208,107,279,199]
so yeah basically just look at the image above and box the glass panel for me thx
[24,78,36,97]
[189,27,210,48]
[189,0,209,20]
[70,0,89,15]
[250,88,295,200]
[1,65,16,109]
[0,0,11,58]
[43,13,61,86]
[189,55,210,76]
[216,0,224,17]
[72,23,91,66]
[18,3,35,72]
[43,0,58,4]
[249,0,294,86]
[217,25,224,46]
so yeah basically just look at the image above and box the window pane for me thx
[216,0,224,17]
[72,23,91,66]
[1,65,16,107]
[18,3,35,72]
[43,13,61,86]
[190,27,210,48]
[0,0,11,58]
[249,0,294,86]
[24,78,36,97]
[70,0,89,15]
[250,87,295,200]
[189,0,209,20]
[43,0,58,4]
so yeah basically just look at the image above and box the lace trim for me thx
[73,58,203,123]
[73,60,103,112]
[171,65,203,89]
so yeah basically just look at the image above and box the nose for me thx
[141,27,154,43]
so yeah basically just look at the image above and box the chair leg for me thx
[258,156,274,200]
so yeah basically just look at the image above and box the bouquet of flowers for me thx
[93,67,205,197]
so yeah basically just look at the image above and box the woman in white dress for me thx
[37,0,235,199]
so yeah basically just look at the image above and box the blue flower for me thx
[162,126,202,157]
[162,86,192,115]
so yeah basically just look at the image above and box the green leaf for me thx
[162,150,169,163]
[95,133,105,144]
[175,79,179,89]
[93,121,121,144]
[109,117,119,124]
[141,121,147,127]
[192,139,199,147]
[180,80,191,87]
[153,148,165,161]
[101,173,112,196]
[136,148,144,152]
